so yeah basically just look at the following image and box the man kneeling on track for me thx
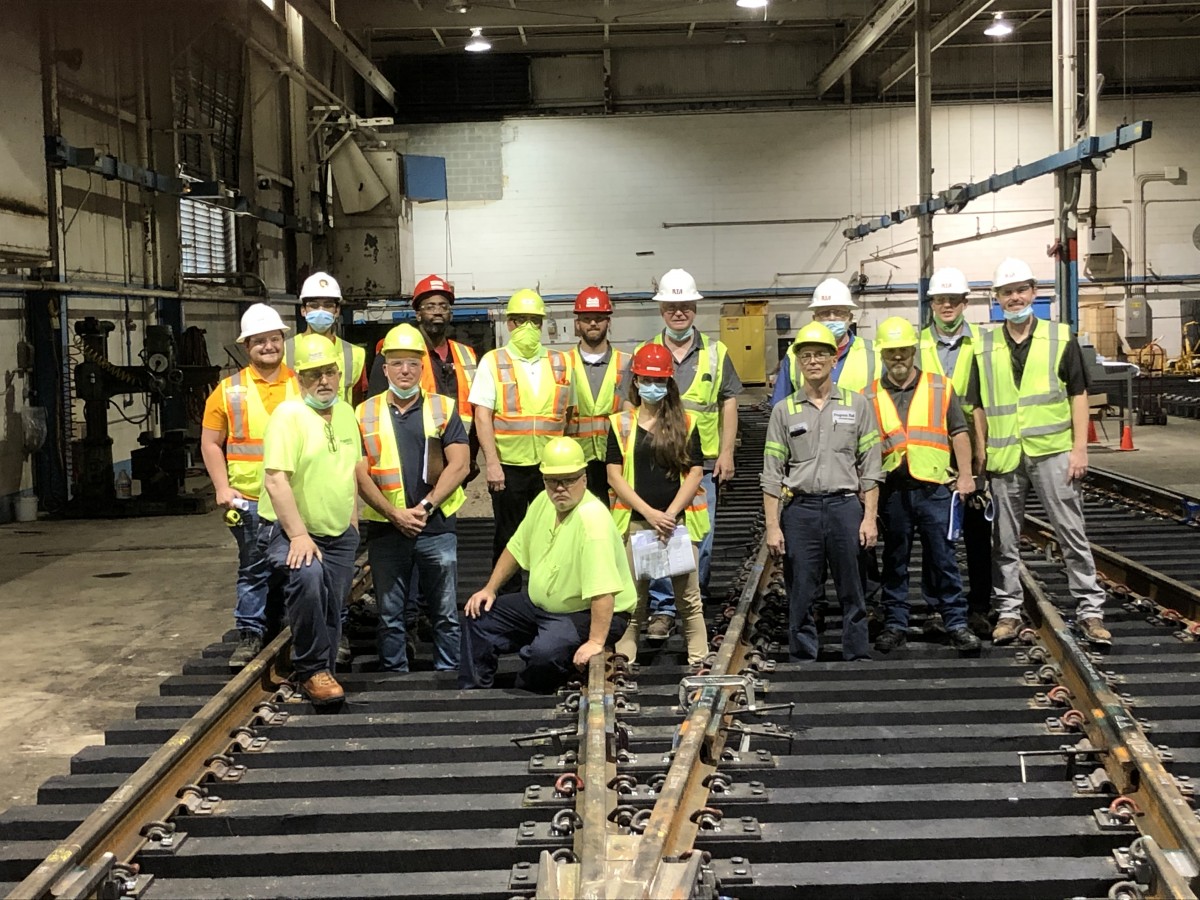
[458,438,635,692]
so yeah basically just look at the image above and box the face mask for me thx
[304,392,337,410]
[389,383,420,400]
[1002,306,1034,323]
[665,325,692,342]
[824,320,848,340]
[509,322,542,357]
[305,309,336,332]
[936,313,966,333]
[638,383,669,404]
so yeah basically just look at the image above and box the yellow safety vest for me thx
[487,347,573,466]
[566,347,629,461]
[865,372,952,483]
[975,321,1074,474]
[222,367,298,499]
[791,335,878,395]
[356,392,466,522]
[420,339,478,429]
[919,323,979,414]
[646,331,726,459]
[285,333,366,403]
[607,408,710,542]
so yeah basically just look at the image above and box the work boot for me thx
[874,629,907,653]
[301,671,345,706]
[336,633,352,667]
[948,627,982,654]
[229,630,263,670]
[922,611,947,635]
[991,617,1022,646]
[1078,617,1113,647]
[646,614,675,641]
[967,611,992,639]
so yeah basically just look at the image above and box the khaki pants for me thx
[616,520,708,664]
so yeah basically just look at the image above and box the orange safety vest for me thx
[488,347,573,466]
[865,371,953,483]
[222,366,298,497]
[420,339,478,429]
[566,347,629,461]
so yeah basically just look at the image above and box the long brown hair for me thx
[630,375,693,478]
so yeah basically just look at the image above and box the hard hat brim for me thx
[540,463,587,476]
[655,293,703,303]
[237,324,289,343]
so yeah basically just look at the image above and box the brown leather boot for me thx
[1078,617,1113,647]
[302,671,345,706]
[991,617,1022,646]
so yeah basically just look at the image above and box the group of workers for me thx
[201,255,1110,705]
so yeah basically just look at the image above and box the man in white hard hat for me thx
[637,268,742,639]
[200,303,297,669]
[968,258,1111,647]
[285,271,367,405]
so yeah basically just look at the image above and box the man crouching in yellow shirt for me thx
[459,438,636,692]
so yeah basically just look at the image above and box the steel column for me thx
[915,0,934,314]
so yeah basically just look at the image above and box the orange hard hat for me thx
[574,286,612,314]
[632,343,674,377]
[413,274,455,309]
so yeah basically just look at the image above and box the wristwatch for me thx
[419,498,435,515]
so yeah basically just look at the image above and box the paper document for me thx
[947,491,964,542]
[630,525,696,581]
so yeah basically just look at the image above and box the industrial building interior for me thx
[2,0,1200,857]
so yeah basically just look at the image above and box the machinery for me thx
[71,316,219,516]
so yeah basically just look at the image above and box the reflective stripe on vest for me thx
[790,336,877,395]
[419,339,478,428]
[976,321,1072,474]
[866,372,952,482]
[285,334,363,403]
[489,348,573,465]
[647,331,724,458]
[355,392,466,521]
[919,324,977,413]
[566,347,628,461]
[223,367,297,497]
[608,408,710,542]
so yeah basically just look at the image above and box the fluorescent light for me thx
[984,12,1014,37]
[737,0,769,8]
[259,0,275,9]
[465,27,491,52]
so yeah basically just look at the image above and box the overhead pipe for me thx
[1088,0,1099,138]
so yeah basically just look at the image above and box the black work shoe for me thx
[948,627,982,654]
[922,611,947,635]
[966,611,992,638]
[336,633,352,667]
[229,630,263,670]
[874,629,907,652]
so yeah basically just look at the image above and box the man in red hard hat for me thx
[566,286,630,504]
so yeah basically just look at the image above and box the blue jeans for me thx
[230,500,272,636]
[881,483,967,632]
[369,527,460,671]
[649,470,716,615]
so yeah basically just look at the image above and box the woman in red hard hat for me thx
[605,344,710,664]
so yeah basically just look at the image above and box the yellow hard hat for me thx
[507,289,546,317]
[791,322,838,353]
[540,437,586,475]
[381,323,427,355]
[875,316,920,351]
[292,333,339,372]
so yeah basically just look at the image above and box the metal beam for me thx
[815,0,913,98]
[876,0,995,94]
[287,0,396,107]
[915,0,933,308]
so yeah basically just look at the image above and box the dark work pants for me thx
[584,459,611,507]
[781,494,870,661]
[458,590,629,692]
[920,497,992,615]
[490,464,545,595]
[881,483,967,632]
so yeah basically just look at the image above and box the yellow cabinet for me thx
[720,315,766,385]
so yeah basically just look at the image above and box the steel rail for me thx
[1021,566,1200,898]
[1087,467,1200,525]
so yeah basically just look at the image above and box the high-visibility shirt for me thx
[975,321,1074,474]
[483,347,573,466]
[790,336,878,395]
[284,333,366,403]
[919,323,979,413]
[607,408,710,542]
[865,372,952,483]
[421,339,477,429]
[566,347,629,461]
[204,366,298,499]
[646,331,727,458]
[356,392,466,523]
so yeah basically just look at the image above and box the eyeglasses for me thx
[795,351,832,362]
[300,366,341,383]
[324,422,338,454]
[929,297,967,307]
[384,358,423,371]
[419,301,452,312]
[509,316,542,327]
[303,300,340,312]
[544,473,584,491]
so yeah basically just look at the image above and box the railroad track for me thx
[3,412,1199,898]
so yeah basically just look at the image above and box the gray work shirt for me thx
[576,346,631,403]
[760,384,884,498]
[935,325,969,376]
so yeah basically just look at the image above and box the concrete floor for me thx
[1085,415,1200,496]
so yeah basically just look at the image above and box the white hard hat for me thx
[929,267,970,296]
[653,268,703,303]
[237,303,290,342]
[808,277,856,310]
[992,258,1036,290]
[299,271,342,302]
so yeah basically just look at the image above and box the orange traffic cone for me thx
[1087,419,1099,444]
[1119,425,1135,451]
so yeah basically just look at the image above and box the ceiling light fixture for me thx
[465,26,491,52]
[984,12,1014,37]
[736,0,769,8]
[445,2,470,12]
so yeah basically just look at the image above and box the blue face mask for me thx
[823,320,848,340]
[665,325,692,342]
[638,383,669,404]
[389,383,420,400]
[305,309,336,332]
[304,392,337,410]
[1002,306,1034,323]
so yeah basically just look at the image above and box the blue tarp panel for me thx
[403,155,448,202]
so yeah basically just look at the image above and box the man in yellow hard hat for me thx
[762,322,882,661]
[459,437,635,691]
[200,303,297,670]
[285,271,367,405]
[356,324,470,672]
[469,289,576,593]
[867,317,980,655]
[257,333,362,706]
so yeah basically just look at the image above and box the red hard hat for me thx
[632,343,674,377]
[413,274,455,309]
[574,286,613,314]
